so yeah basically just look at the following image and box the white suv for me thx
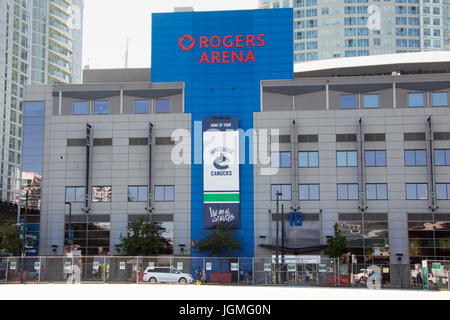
[143,267,194,284]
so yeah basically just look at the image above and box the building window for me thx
[65,187,85,203]
[73,101,88,115]
[405,150,427,166]
[155,186,174,202]
[363,94,379,108]
[155,99,170,113]
[341,94,357,109]
[436,184,450,200]
[135,100,149,114]
[338,184,359,200]
[432,92,448,107]
[92,186,112,202]
[299,151,319,167]
[271,152,291,168]
[406,183,428,200]
[365,150,386,167]
[337,151,358,167]
[408,93,425,107]
[128,186,148,202]
[366,184,388,200]
[435,150,450,166]
[65,219,110,255]
[299,184,320,200]
[271,185,292,201]
[94,101,109,114]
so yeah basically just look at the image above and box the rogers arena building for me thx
[22,9,450,285]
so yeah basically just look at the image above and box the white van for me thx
[143,267,194,283]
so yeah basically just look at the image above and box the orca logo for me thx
[213,153,230,170]
[179,35,195,51]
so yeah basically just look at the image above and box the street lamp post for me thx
[275,191,282,284]
[65,202,72,253]
[20,189,29,283]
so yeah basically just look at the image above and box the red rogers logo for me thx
[178,34,265,64]
[179,35,195,51]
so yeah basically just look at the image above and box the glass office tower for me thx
[259,0,448,62]
[0,0,83,203]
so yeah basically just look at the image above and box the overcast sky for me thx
[82,0,259,69]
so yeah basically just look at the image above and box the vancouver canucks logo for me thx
[213,153,230,170]
[209,147,233,176]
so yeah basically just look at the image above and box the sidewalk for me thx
[0,284,449,300]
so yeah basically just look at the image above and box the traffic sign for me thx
[432,263,441,270]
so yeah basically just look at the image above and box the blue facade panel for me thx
[151,9,293,257]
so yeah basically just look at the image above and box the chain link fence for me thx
[0,256,448,290]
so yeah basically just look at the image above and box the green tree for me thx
[0,220,21,255]
[194,223,243,257]
[325,223,348,259]
[194,223,244,273]
[116,217,172,256]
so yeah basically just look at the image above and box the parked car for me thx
[143,267,194,284]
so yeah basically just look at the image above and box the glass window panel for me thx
[165,186,174,201]
[65,187,75,202]
[435,150,446,166]
[365,151,375,166]
[366,184,377,200]
[363,94,379,108]
[155,186,165,202]
[376,151,386,166]
[155,99,170,113]
[128,186,138,202]
[347,151,358,166]
[271,152,280,168]
[309,184,320,200]
[281,185,292,200]
[448,184,450,200]
[417,184,428,200]
[406,184,417,200]
[299,152,309,167]
[75,187,85,203]
[436,184,447,200]
[103,187,112,202]
[299,185,309,200]
[337,151,347,167]
[348,184,359,200]
[94,101,108,114]
[405,150,416,166]
[377,184,387,200]
[280,152,291,167]
[341,95,357,109]
[138,186,148,202]
[309,152,319,167]
[432,92,448,107]
[271,185,282,201]
[416,150,427,166]
[135,100,149,114]
[447,151,450,166]
[408,93,425,107]
[338,184,348,200]
[73,101,88,115]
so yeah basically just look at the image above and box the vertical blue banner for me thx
[151,9,293,257]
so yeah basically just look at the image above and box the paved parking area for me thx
[0,284,448,300]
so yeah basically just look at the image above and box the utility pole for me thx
[65,202,73,253]
[275,191,282,284]
[20,189,29,283]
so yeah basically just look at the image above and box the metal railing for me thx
[0,256,448,290]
